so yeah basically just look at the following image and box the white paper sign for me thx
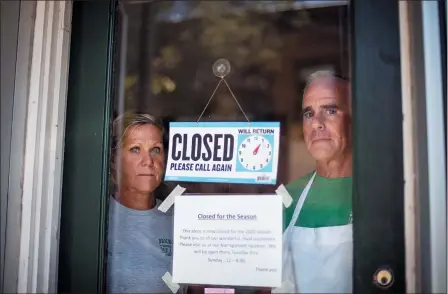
[164,122,280,185]
[172,195,283,288]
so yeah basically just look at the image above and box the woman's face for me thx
[116,124,165,194]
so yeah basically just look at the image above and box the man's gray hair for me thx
[304,70,349,93]
[303,70,351,110]
[112,112,165,150]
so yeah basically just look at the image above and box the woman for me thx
[107,112,178,293]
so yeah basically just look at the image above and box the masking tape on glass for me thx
[272,280,295,293]
[276,184,293,208]
[158,185,186,213]
[162,272,180,293]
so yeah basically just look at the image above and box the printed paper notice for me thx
[172,195,282,288]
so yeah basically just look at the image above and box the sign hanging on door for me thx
[164,122,280,185]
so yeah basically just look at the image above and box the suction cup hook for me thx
[213,59,231,78]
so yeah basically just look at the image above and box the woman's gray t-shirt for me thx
[107,197,175,293]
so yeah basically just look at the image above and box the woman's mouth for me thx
[311,137,331,143]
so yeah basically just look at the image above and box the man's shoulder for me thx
[285,171,315,196]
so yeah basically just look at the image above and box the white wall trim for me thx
[444,2,448,292]
[398,2,419,293]
[399,2,447,293]
[16,1,72,293]
[421,1,447,293]
[3,1,37,292]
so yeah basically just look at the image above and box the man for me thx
[280,70,352,293]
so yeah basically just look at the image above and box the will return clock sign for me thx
[238,135,273,171]
[165,121,280,185]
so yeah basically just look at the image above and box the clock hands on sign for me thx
[253,144,261,155]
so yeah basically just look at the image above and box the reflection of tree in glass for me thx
[196,1,283,70]
[123,0,348,129]
[124,0,315,117]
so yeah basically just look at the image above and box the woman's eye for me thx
[151,147,161,154]
[130,146,140,153]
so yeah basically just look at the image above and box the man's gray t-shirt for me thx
[107,197,175,293]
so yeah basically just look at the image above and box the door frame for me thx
[350,1,405,292]
[58,0,407,293]
[58,1,116,293]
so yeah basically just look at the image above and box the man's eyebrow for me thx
[321,104,340,109]
[302,103,343,115]
[302,106,313,115]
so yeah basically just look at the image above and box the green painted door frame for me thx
[58,1,116,293]
[58,0,405,293]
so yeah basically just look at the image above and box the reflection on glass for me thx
[108,1,350,293]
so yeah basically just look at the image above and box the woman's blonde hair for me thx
[112,112,165,152]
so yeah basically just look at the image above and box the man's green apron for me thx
[276,172,353,293]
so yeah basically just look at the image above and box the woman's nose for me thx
[142,152,154,167]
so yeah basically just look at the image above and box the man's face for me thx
[116,124,165,194]
[302,77,351,162]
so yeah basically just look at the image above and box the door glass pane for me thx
[107,1,351,293]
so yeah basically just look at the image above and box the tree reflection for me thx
[123,1,306,115]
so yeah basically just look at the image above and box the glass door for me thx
[58,1,405,293]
